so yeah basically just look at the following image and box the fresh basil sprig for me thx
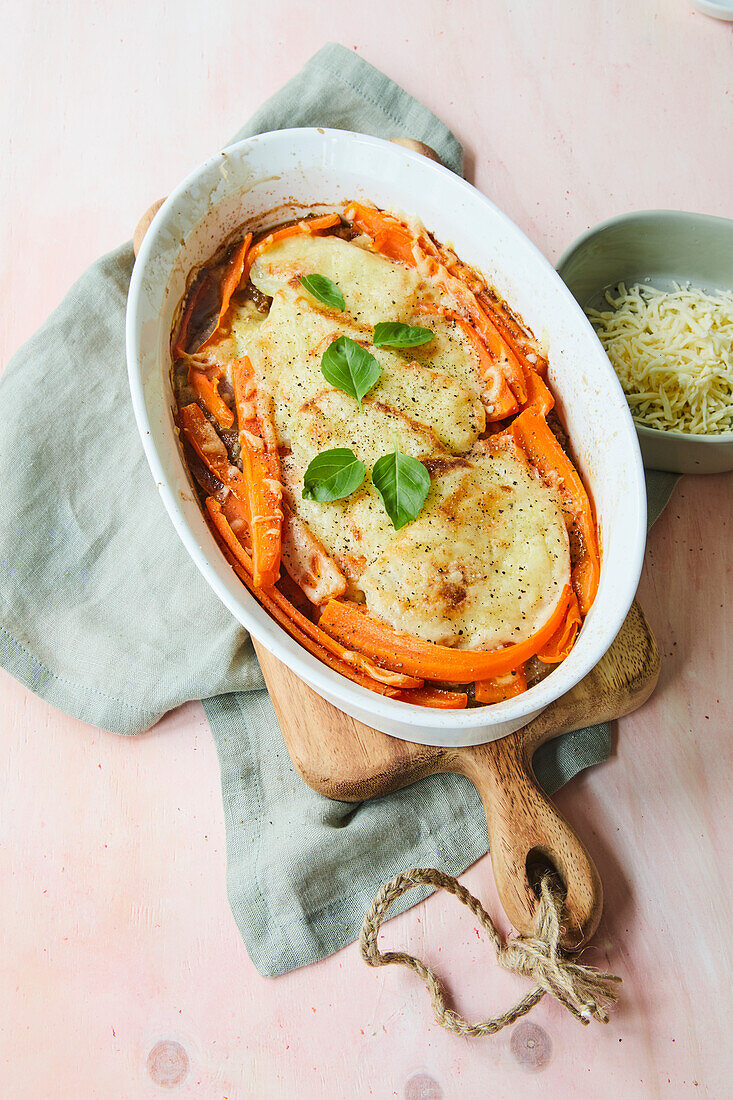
[371,441,431,530]
[372,322,433,348]
[302,448,367,503]
[321,336,382,411]
[299,274,345,312]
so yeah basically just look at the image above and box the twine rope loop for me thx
[359,867,621,1038]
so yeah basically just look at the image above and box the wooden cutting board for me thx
[254,600,660,949]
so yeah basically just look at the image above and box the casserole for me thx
[169,206,598,708]
[127,128,646,747]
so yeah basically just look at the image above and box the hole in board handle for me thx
[526,847,567,901]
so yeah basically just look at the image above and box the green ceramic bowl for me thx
[557,210,733,474]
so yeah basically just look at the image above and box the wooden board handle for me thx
[256,601,660,951]
[456,735,602,949]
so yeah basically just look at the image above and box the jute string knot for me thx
[359,867,621,1038]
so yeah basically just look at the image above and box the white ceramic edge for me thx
[634,423,733,446]
[556,209,733,453]
[127,127,646,747]
[689,0,733,21]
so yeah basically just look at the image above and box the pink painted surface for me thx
[1,2,732,1096]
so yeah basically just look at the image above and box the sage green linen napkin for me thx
[0,43,678,975]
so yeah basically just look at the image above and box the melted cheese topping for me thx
[220,231,570,647]
[361,454,569,648]
[250,233,434,326]
[247,288,483,455]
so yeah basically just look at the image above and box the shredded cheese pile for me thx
[587,282,733,434]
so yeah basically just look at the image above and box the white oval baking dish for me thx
[127,128,646,747]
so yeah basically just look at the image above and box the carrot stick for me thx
[510,410,600,614]
[243,214,341,280]
[319,584,573,684]
[462,318,518,420]
[395,686,468,709]
[474,665,527,705]
[345,202,417,264]
[179,402,251,535]
[345,202,401,238]
[519,368,554,417]
[173,234,252,358]
[205,499,421,693]
[477,289,549,377]
[413,302,517,420]
[205,497,255,572]
[216,233,252,321]
[172,274,210,359]
[231,356,282,589]
[536,590,582,663]
[371,223,417,266]
[179,403,243,491]
[468,301,527,405]
[219,492,250,545]
[188,368,235,428]
[198,232,252,349]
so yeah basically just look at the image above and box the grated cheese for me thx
[586,282,733,434]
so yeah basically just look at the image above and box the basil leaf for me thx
[372,443,431,529]
[303,448,367,502]
[321,336,382,411]
[299,274,345,312]
[372,322,434,348]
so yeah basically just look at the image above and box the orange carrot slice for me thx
[205,498,422,693]
[179,403,242,490]
[173,234,252,358]
[218,233,252,316]
[345,202,399,238]
[372,228,416,266]
[188,368,235,428]
[536,590,582,663]
[474,665,527,705]
[319,584,574,684]
[468,301,527,406]
[231,356,282,589]
[477,290,549,377]
[510,409,600,614]
[345,202,416,263]
[173,279,209,359]
[198,232,252,350]
[519,368,554,417]
[179,402,251,540]
[205,497,254,571]
[243,214,341,281]
[395,686,468,709]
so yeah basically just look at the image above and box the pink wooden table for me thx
[2,3,732,1096]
